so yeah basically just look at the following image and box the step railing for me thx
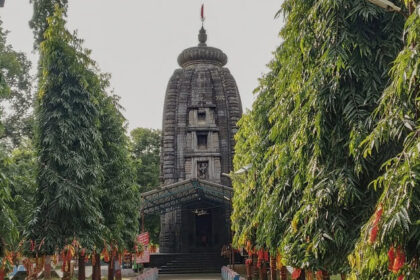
[221,266,242,280]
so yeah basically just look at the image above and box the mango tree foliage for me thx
[28,8,104,253]
[130,127,161,243]
[5,143,36,237]
[0,21,33,146]
[349,2,420,279]
[0,21,33,264]
[131,128,161,190]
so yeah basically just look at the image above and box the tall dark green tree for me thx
[279,0,404,275]
[232,0,406,277]
[349,1,420,279]
[28,7,104,258]
[98,93,139,280]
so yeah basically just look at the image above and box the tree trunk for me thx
[44,256,52,280]
[305,271,314,280]
[78,253,85,280]
[252,255,258,280]
[63,259,71,280]
[269,257,276,280]
[115,254,122,280]
[280,266,287,280]
[258,262,268,280]
[94,253,101,280]
[246,260,252,280]
[298,269,306,280]
[107,255,114,280]
[91,255,96,280]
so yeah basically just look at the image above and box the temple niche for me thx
[158,26,242,253]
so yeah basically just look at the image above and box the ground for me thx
[158,274,220,280]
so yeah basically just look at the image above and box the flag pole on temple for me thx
[201,4,205,27]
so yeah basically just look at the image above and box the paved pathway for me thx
[159,274,220,280]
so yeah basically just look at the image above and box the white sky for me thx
[0,0,283,131]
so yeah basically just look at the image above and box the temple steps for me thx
[158,252,228,274]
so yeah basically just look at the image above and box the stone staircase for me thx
[158,252,228,274]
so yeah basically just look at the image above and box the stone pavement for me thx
[158,274,220,280]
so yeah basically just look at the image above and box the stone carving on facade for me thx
[198,161,209,179]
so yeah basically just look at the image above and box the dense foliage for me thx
[99,93,139,250]
[130,127,161,243]
[28,8,105,253]
[349,2,420,279]
[231,0,418,278]
[29,0,68,48]
[131,128,161,190]
[0,19,34,268]
[0,21,33,146]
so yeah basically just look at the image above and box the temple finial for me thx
[198,26,207,46]
[198,4,207,46]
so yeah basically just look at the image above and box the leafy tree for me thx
[131,128,161,190]
[349,1,420,279]
[29,0,68,48]
[232,0,406,276]
[28,7,104,260]
[0,21,33,147]
[0,20,34,275]
[98,92,139,279]
[5,142,36,237]
[279,0,403,275]
[130,128,161,243]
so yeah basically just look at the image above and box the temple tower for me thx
[161,27,242,186]
[159,26,242,253]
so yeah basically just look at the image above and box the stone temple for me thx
[141,26,242,257]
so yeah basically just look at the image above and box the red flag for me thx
[201,4,204,21]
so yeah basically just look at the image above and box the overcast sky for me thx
[0,0,283,131]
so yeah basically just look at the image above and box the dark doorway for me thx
[195,211,212,248]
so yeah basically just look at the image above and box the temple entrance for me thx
[195,210,212,248]
[141,179,232,253]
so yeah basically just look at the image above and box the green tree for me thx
[279,1,403,275]
[98,93,139,280]
[130,128,161,244]
[0,20,34,275]
[29,0,68,48]
[232,0,405,276]
[0,21,33,146]
[349,1,420,279]
[28,7,104,264]
[6,142,36,237]
[131,128,161,190]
